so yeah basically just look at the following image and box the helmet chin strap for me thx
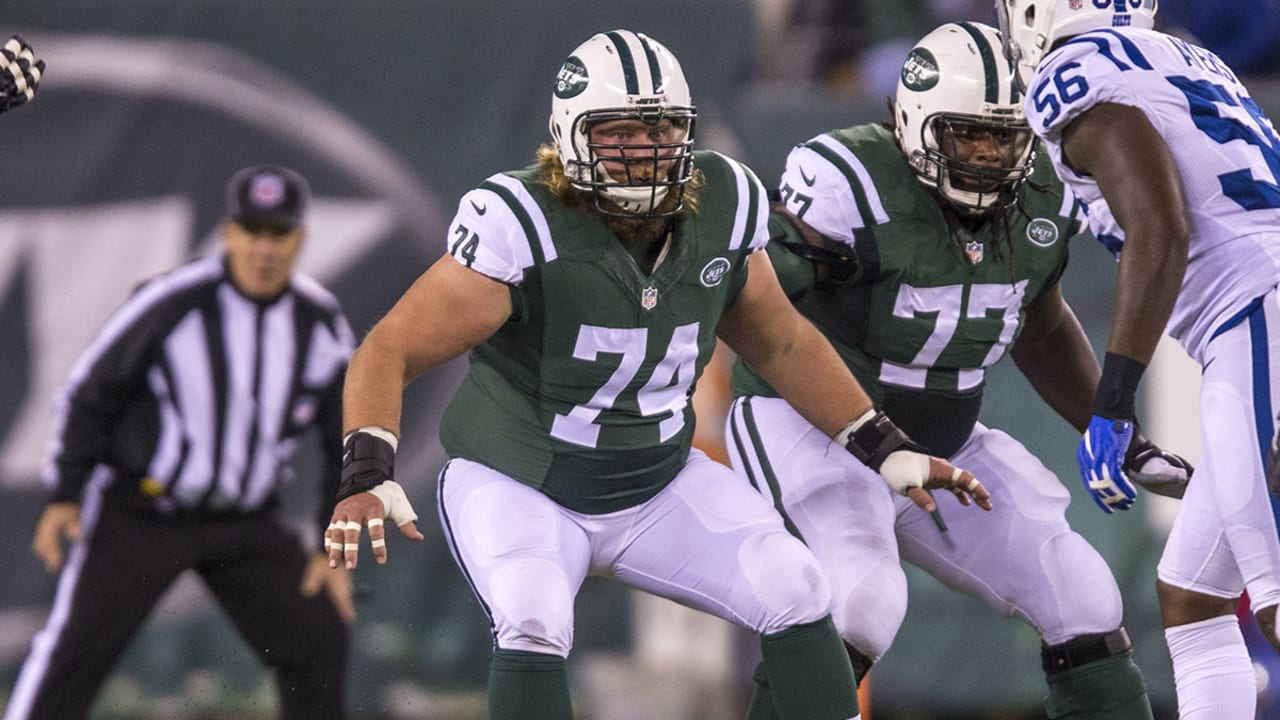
[938,170,998,214]
[598,166,669,213]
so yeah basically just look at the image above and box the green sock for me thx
[746,660,783,720]
[1044,654,1154,720]
[760,616,859,720]
[489,649,572,720]
[749,642,871,720]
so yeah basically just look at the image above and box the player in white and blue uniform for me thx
[998,1,1280,717]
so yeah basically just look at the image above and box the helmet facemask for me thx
[569,108,696,217]
[916,112,1036,213]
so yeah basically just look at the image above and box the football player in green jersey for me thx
[727,22,1192,720]
[322,29,990,720]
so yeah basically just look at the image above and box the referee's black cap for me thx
[226,164,309,231]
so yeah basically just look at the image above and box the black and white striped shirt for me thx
[44,253,354,525]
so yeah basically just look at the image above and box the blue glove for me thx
[1078,416,1136,513]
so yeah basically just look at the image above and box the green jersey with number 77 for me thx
[734,122,1083,456]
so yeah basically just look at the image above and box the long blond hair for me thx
[533,144,703,215]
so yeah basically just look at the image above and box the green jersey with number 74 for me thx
[440,150,768,513]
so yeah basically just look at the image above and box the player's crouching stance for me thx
[327,28,988,720]
[731,21,1184,720]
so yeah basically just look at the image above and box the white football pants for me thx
[726,396,1124,659]
[437,449,834,657]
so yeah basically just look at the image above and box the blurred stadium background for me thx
[2,1,1280,718]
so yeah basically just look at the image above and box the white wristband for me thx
[344,426,399,452]
[833,408,877,447]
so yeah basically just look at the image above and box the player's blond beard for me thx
[535,145,704,250]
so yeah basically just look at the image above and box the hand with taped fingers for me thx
[326,482,424,569]
[838,408,993,514]
[896,454,992,512]
[328,428,424,569]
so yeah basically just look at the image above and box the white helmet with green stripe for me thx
[549,29,696,217]
[894,22,1036,214]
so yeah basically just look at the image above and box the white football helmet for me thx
[895,22,1036,213]
[549,29,696,217]
[995,0,1158,91]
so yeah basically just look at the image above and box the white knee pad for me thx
[829,555,908,661]
[489,558,576,658]
[740,530,833,634]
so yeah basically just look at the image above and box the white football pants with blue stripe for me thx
[1158,287,1280,611]
[1156,287,1280,720]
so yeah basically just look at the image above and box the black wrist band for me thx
[336,431,395,502]
[1092,352,1146,420]
[843,410,911,472]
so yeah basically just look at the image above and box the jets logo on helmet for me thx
[554,56,589,99]
[902,49,940,92]
[548,29,697,218]
[895,22,1036,213]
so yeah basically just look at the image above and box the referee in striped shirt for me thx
[6,165,356,720]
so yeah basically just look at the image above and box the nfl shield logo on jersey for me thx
[965,241,984,265]
[641,286,659,310]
